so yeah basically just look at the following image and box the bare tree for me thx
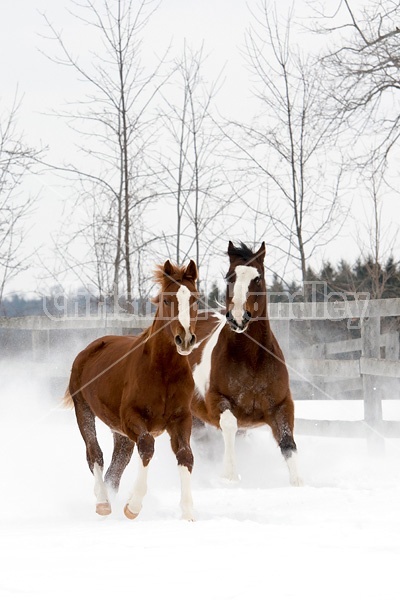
[310,0,400,298]
[54,186,117,303]
[0,94,40,303]
[315,0,400,163]
[357,165,398,299]
[227,1,345,294]
[154,43,235,291]
[42,0,167,309]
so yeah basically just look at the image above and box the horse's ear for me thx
[163,260,174,278]
[257,242,266,262]
[185,259,198,282]
[227,241,235,256]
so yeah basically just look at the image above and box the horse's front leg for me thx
[167,414,195,521]
[220,409,239,482]
[122,410,155,520]
[207,392,239,482]
[124,431,154,519]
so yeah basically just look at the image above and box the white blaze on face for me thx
[231,265,259,325]
[176,284,191,341]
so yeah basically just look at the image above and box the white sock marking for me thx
[220,410,239,481]
[193,314,225,398]
[231,265,258,326]
[286,453,303,487]
[178,465,194,521]
[93,462,109,504]
[126,462,149,515]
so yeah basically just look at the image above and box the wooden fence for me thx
[269,299,400,449]
[1,298,399,447]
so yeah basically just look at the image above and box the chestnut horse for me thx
[189,242,302,486]
[64,259,199,520]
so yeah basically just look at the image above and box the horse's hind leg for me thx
[73,397,111,515]
[104,432,134,492]
[269,394,303,487]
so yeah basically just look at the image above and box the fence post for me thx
[385,332,400,398]
[361,316,384,454]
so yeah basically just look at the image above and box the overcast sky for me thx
[2,0,399,296]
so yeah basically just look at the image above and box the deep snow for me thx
[1,361,400,600]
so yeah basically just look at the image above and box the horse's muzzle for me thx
[226,310,251,333]
[175,333,197,355]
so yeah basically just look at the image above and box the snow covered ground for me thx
[1,361,400,600]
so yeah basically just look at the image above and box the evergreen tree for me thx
[207,282,223,308]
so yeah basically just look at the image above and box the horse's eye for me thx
[164,299,170,306]
[255,276,261,285]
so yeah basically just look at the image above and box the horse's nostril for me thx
[226,311,233,322]
[243,310,251,323]
[175,335,183,346]
[190,334,196,346]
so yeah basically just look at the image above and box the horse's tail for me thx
[62,387,74,409]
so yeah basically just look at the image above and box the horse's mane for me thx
[153,263,188,289]
[228,242,255,262]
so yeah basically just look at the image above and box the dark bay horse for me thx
[64,259,199,519]
[189,242,302,486]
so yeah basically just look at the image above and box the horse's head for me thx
[225,241,266,333]
[153,259,198,355]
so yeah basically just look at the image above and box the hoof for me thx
[96,502,111,516]
[290,476,304,487]
[124,504,139,520]
[221,472,241,484]
[182,514,195,522]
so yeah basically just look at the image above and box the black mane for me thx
[227,242,255,262]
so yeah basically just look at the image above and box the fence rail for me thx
[1,298,399,446]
